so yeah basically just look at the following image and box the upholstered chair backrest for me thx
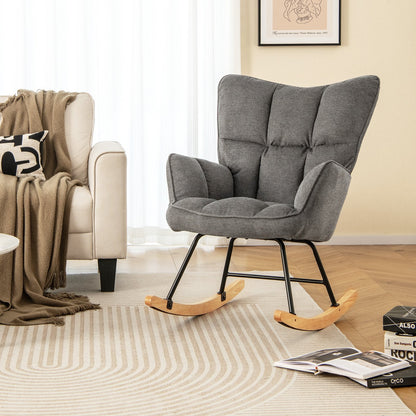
[0,92,94,184]
[217,75,380,204]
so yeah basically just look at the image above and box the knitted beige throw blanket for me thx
[0,90,99,325]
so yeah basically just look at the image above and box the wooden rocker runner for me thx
[145,279,245,316]
[145,75,379,330]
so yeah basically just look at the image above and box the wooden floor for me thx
[146,243,416,413]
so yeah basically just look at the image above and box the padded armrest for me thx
[295,161,351,211]
[167,153,234,203]
[293,161,351,241]
[88,141,127,259]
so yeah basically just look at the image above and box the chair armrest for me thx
[167,153,234,203]
[88,141,127,258]
[294,161,351,241]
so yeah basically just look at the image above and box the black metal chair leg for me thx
[217,238,237,300]
[165,233,204,309]
[275,239,296,315]
[300,240,339,307]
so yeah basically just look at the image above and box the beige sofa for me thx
[0,93,127,291]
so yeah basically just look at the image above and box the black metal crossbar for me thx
[226,272,330,285]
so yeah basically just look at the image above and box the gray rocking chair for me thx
[146,74,380,330]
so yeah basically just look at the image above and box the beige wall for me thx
[241,0,416,242]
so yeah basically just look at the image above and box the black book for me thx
[353,362,416,388]
[383,306,416,335]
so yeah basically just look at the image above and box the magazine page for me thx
[317,351,410,380]
[273,347,360,373]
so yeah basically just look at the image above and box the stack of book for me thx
[384,305,416,362]
[376,305,416,388]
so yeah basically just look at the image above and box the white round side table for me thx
[0,233,19,255]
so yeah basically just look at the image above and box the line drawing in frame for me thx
[259,0,341,46]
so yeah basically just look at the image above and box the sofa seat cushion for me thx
[68,185,93,234]
[167,197,304,240]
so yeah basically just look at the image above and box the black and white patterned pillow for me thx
[0,131,48,179]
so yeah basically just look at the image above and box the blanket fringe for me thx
[44,291,101,325]
[49,317,66,326]
[45,291,100,308]
[48,270,67,291]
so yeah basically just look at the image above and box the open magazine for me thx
[273,348,410,380]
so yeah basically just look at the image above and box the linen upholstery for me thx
[166,75,380,242]
[87,141,127,260]
[64,93,94,185]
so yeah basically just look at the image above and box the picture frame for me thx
[258,0,341,46]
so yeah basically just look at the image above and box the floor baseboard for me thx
[241,235,416,246]
[327,235,416,245]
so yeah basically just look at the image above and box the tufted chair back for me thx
[217,75,380,204]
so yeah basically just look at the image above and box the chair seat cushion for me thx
[167,197,303,240]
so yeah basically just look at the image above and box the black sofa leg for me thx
[98,258,117,292]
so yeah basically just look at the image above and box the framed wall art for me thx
[258,0,341,46]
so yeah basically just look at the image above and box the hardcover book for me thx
[384,332,416,352]
[383,306,416,335]
[353,362,416,388]
[385,348,416,362]
[273,348,410,380]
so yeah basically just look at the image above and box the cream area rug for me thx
[0,269,413,416]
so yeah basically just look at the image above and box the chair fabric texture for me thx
[166,75,380,242]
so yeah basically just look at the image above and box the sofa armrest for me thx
[294,161,351,241]
[167,153,234,203]
[88,141,127,259]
